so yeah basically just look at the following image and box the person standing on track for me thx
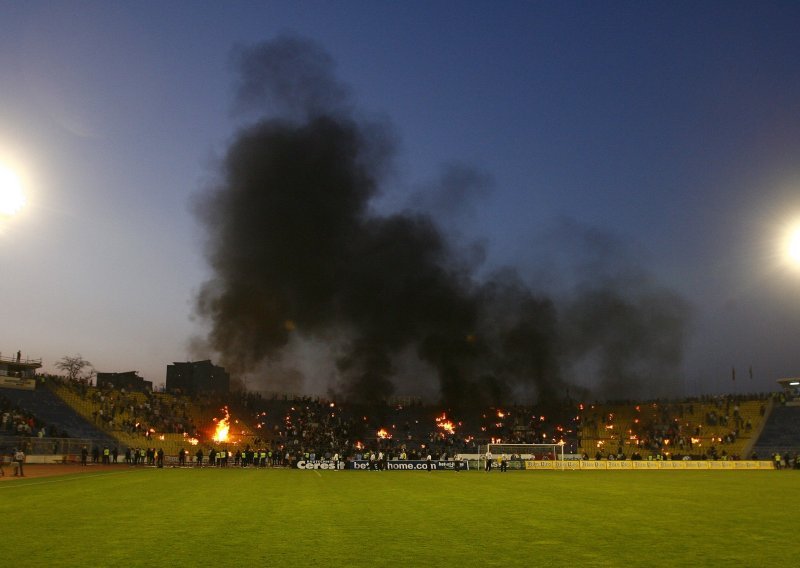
[13,448,25,477]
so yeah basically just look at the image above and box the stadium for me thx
[4,5,800,567]
[2,351,798,565]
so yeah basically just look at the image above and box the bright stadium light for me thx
[788,225,800,265]
[771,217,800,273]
[0,164,25,216]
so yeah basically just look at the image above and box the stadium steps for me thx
[579,399,767,460]
[49,383,198,454]
[2,384,114,443]
[751,404,800,456]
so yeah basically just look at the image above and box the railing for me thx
[0,353,42,365]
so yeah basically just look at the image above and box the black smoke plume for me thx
[195,36,690,405]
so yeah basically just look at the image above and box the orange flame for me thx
[213,407,231,443]
[377,428,392,439]
[435,413,456,434]
[182,433,200,446]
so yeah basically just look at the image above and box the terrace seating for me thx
[2,384,113,442]
[49,382,216,456]
[21,377,781,463]
[578,398,768,460]
[751,404,800,457]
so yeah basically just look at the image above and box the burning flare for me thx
[435,413,456,435]
[213,407,231,443]
[377,428,392,439]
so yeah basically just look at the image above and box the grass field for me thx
[2,467,796,567]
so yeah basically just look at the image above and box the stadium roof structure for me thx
[0,352,42,375]
[0,351,42,389]
[776,378,800,404]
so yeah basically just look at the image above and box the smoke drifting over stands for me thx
[195,36,690,406]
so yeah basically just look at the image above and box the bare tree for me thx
[54,354,96,383]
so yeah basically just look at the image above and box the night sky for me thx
[1,1,799,400]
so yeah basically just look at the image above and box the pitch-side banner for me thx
[295,460,345,470]
[524,460,773,470]
[524,460,581,470]
[348,460,468,471]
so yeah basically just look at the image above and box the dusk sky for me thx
[1,1,799,399]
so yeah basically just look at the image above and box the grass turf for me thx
[1,467,795,566]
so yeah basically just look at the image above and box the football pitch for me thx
[2,467,796,566]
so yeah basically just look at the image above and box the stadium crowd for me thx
[232,392,581,464]
[56,375,201,438]
[1,393,61,438]
[4,375,800,469]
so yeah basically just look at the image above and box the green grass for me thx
[2,468,796,567]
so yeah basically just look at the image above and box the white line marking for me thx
[0,469,139,490]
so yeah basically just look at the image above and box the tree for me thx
[54,354,96,383]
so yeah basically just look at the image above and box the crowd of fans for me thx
[580,393,777,461]
[56,376,200,438]
[0,393,58,438]
[234,392,580,462]
[5,377,800,468]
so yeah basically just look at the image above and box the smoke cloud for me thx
[194,36,690,405]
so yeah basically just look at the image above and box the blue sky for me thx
[1,1,799,397]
